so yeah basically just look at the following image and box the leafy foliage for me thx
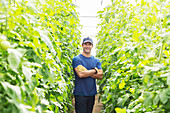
[0,0,81,113]
[96,0,170,112]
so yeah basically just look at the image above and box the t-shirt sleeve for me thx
[96,59,102,69]
[72,57,82,69]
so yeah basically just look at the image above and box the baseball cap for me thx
[82,37,93,44]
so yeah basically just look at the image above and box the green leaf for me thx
[70,11,78,20]
[167,75,170,86]
[105,13,110,23]
[41,99,49,105]
[10,30,21,40]
[22,65,32,81]
[8,48,27,73]
[49,70,56,83]
[8,48,26,73]
[144,97,152,107]
[160,73,169,77]
[153,94,159,105]
[22,62,42,68]
[117,94,130,106]
[35,28,56,56]
[18,103,32,113]
[1,82,21,101]
[159,89,168,104]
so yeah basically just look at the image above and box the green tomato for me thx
[0,41,10,50]
[138,96,144,103]
[0,35,7,42]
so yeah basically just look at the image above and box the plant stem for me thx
[158,4,163,63]
[158,42,164,63]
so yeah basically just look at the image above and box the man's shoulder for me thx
[73,54,81,61]
[93,56,101,62]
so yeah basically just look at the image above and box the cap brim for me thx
[83,40,93,44]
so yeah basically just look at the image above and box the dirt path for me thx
[72,94,103,113]
[93,94,103,113]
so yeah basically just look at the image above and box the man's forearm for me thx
[90,73,103,80]
[90,70,103,80]
[78,69,96,78]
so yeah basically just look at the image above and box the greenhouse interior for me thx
[0,0,170,113]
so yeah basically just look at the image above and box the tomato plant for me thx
[0,0,81,113]
[96,0,170,112]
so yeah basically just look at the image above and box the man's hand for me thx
[90,69,103,80]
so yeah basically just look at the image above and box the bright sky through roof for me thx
[73,0,112,56]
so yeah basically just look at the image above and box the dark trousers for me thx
[75,95,95,113]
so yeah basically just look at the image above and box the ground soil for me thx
[93,94,103,113]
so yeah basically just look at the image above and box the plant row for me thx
[0,0,80,113]
[96,0,170,112]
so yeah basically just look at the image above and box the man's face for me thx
[82,42,93,54]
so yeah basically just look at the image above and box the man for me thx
[72,37,103,113]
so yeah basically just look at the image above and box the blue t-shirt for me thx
[72,54,102,96]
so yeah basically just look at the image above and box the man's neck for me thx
[82,52,91,57]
